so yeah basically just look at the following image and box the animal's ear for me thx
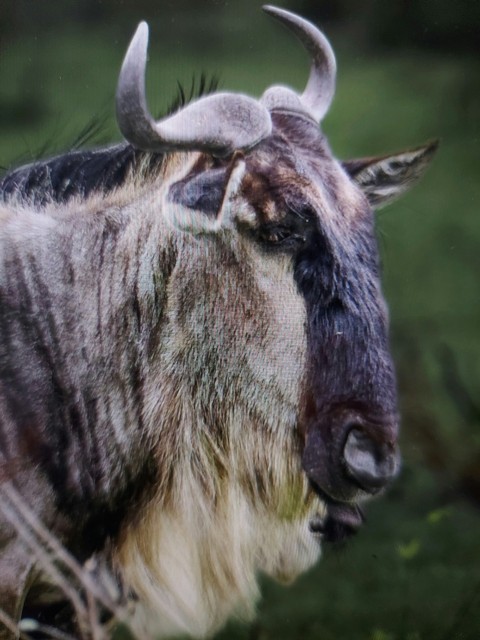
[342,140,439,209]
[166,153,246,233]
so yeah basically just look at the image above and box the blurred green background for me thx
[1,1,479,639]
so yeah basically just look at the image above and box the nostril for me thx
[343,428,400,492]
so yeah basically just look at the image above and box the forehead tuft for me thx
[241,172,278,224]
[241,114,368,228]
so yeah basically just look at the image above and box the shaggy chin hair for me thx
[113,430,325,638]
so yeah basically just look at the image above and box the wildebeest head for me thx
[113,6,436,546]
[0,6,437,637]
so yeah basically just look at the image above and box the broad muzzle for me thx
[302,408,400,504]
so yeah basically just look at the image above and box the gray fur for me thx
[0,7,437,638]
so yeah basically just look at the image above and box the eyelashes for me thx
[257,224,306,247]
[255,204,316,250]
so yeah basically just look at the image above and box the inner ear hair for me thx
[215,152,246,229]
[342,140,439,209]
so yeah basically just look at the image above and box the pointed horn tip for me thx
[262,5,297,20]
[130,21,149,49]
[261,4,336,67]
[262,4,290,15]
[262,4,325,30]
[120,21,149,80]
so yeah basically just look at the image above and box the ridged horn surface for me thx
[116,22,272,156]
[261,5,337,122]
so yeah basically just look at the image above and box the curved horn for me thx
[116,22,272,156]
[261,6,337,122]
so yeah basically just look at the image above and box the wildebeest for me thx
[0,5,437,639]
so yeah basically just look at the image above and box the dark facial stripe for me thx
[294,218,397,419]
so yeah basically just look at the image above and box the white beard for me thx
[114,478,325,639]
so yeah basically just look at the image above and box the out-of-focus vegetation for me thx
[1,1,479,639]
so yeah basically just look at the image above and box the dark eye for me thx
[257,224,306,248]
[252,202,315,251]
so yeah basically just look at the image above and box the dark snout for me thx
[343,427,400,493]
[302,410,400,504]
